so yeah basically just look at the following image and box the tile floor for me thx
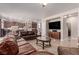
[25,37,79,55]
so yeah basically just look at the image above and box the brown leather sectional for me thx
[20,31,37,40]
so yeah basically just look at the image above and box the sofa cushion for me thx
[0,41,19,55]
[0,36,19,55]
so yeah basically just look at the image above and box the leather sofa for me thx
[0,37,19,55]
[20,31,37,40]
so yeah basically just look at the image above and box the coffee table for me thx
[36,36,51,49]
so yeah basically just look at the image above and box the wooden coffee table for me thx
[36,36,51,49]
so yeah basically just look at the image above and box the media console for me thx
[48,21,61,40]
[49,32,60,40]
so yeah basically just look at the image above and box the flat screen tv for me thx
[49,21,61,29]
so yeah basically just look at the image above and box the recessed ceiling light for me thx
[63,15,68,18]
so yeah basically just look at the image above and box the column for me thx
[41,19,46,40]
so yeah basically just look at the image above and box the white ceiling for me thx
[0,3,79,22]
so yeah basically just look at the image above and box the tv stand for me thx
[49,32,60,40]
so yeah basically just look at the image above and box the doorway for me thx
[66,17,72,39]
[67,21,71,38]
[66,16,78,39]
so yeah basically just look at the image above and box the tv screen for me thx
[49,21,61,29]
